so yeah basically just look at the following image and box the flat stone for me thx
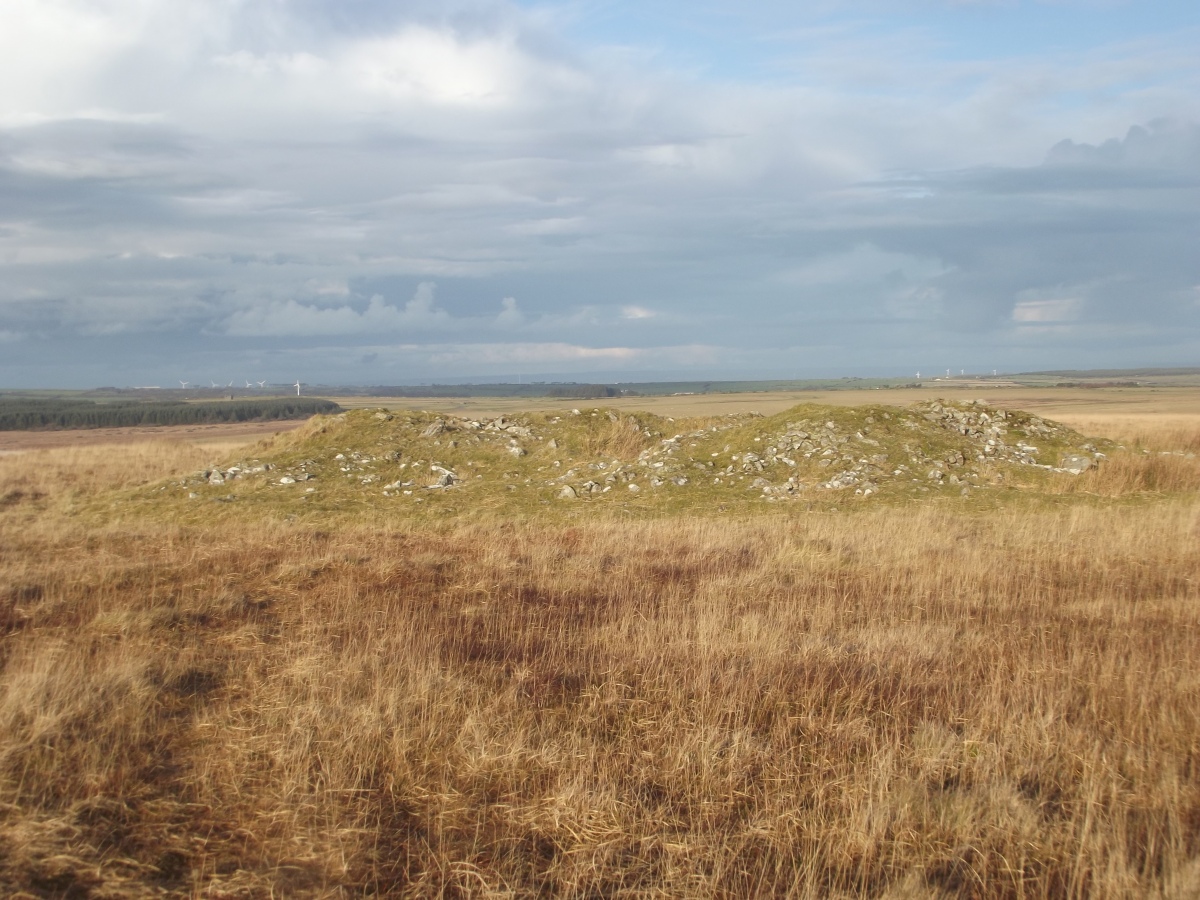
[1059,455,1094,474]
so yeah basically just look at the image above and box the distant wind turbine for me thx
[210,380,218,388]
[227,381,234,388]
[179,381,189,389]
[915,371,920,380]
[257,380,266,388]
[294,380,301,396]
[245,381,252,388]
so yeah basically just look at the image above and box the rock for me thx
[509,445,527,457]
[279,475,296,484]
[1059,455,1094,474]
[431,472,456,488]
[207,471,225,485]
[559,485,578,499]
[627,483,640,493]
[421,419,447,437]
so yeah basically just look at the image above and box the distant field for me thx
[0,388,1197,897]
[334,383,1200,426]
[0,419,306,453]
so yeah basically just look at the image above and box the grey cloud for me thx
[1047,120,1200,169]
[1,1,1198,385]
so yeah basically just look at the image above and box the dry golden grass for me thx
[0,440,225,525]
[1048,415,1200,454]
[0,412,1198,898]
[332,384,1200,422]
[1056,452,1200,496]
[1048,416,1200,497]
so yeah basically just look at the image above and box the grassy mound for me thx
[129,400,1116,522]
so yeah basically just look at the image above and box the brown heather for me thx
[0,413,1198,898]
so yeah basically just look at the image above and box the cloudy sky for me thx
[2,0,1198,387]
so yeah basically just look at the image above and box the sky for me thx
[1,0,1198,388]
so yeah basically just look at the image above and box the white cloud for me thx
[497,296,524,325]
[349,27,523,106]
[620,305,656,319]
[1012,294,1084,323]
[305,279,350,297]
[225,283,450,337]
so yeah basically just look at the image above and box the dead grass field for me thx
[333,384,1200,423]
[0,420,304,454]
[0,394,1198,898]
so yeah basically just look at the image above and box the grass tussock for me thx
[0,422,1198,897]
[579,411,657,461]
[1057,451,1200,496]
[1054,415,1200,455]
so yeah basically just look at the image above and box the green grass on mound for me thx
[110,400,1127,525]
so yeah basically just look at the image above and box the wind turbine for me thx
[210,380,218,389]
[245,381,252,389]
[294,380,301,396]
[179,381,189,389]
[257,380,266,388]
[915,371,920,380]
[227,381,234,388]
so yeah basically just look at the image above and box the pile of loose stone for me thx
[177,400,1106,503]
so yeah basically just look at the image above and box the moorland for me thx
[0,384,1198,898]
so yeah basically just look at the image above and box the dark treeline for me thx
[0,398,341,431]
